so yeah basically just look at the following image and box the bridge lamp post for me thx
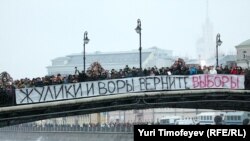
[83,31,90,73]
[135,19,142,70]
[216,33,222,67]
[83,31,91,123]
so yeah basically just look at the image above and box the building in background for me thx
[47,47,173,76]
[236,39,250,69]
[195,0,237,67]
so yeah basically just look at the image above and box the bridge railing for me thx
[0,123,134,133]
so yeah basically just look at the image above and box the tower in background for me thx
[196,0,214,61]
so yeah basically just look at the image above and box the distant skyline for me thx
[0,0,250,79]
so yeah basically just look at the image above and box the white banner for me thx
[15,74,245,104]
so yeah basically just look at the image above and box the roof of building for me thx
[65,46,172,57]
[51,47,173,66]
[236,39,250,47]
[220,55,236,61]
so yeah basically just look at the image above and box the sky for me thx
[0,0,250,79]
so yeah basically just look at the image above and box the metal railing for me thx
[0,123,134,133]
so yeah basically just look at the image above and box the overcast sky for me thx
[0,0,250,79]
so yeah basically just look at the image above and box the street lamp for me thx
[83,31,89,73]
[135,19,142,70]
[216,33,222,67]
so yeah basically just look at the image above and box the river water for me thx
[0,131,133,141]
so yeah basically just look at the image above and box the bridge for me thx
[1,89,250,127]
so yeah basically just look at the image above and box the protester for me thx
[209,66,217,74]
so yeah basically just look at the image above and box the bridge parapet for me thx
[0,89,250,127]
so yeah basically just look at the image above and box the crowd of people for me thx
[1,59,250,106]
[1,60,248,90]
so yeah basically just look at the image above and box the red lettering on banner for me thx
[207,75,214,88]
[214,76,221,87]
[237,77,239,88]
[191,75,242,89]
[230,76,239,89]
[221,76,229,87]
[199,75,206,88]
